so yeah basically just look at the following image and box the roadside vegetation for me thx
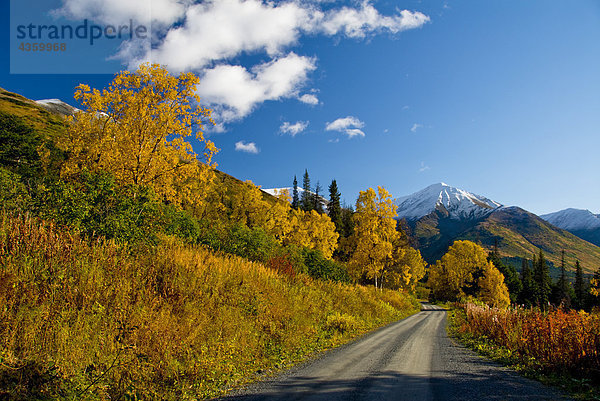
[449,304,600,400]
[0,212,418,400]
[0,66,424,399]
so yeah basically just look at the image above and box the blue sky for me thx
[2,0,599,215]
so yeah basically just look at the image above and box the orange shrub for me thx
[459,303,600,374]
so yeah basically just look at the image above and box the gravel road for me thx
[221,303,571,401]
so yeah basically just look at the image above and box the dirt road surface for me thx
[222,304,570,401]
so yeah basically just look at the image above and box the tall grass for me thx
[0,213,419,400]
[455,303,600,375]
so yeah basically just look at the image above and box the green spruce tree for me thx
[301,169,313,211]
[534,249,552,309]
[488,247,522,304]
[328,179,342,232]
[553,250,572,308]
[519,257,536,307]
[292,175,299,209]
[313,181,324,213]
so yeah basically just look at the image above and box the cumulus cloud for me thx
[52,0,189,26]
[131,0,429,71]
[411,123,423,133]
[318,4,430,38]
[235,141,259,154]
[298,93,319,105]
[326,116,366,138]
[198,53,316,122]
[53,0,429,127]
[280,121,309,136]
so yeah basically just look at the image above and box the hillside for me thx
[0,87,68,140]
[398,184,600,274]
[541,208,600,247]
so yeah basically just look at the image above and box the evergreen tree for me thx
[339,204,355,238]
[313,181,324,214]
[301,169,313,211]
[488,249,522,304]
[519,257,536,307]
[533,249,552,309]
[292,175,299,209]
[554,250,572,308]
[328,179,342,232]
[574,260,585,310]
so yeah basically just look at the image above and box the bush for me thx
[36,171,162,245]
[302,248,351,283]
[325,312,361,333]
[0,168,30,212]
[0,213,420,399]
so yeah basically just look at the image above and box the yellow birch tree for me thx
[348,186,398,288]
[478,261,511,308]
[59,63,218,209]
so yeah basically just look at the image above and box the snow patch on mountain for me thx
[263,187,328,207]
[394,182,502,221]
[36,99,79,116]
[541,208,600,231]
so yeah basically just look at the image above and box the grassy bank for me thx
[448,304,600,400]
[0,213,419,400]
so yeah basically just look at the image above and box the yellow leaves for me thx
[477,261,510,309]
[591,277,600,297]
[428,240,490,301]
[428,240,510,308]
[60,64,218,210]
[286,209,339,259]
[348,186,399,286]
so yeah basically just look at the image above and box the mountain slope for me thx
[398,184,600,273]
[541,208,600,247]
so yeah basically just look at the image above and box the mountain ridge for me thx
[396,183,600,273]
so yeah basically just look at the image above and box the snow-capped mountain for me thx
[540,208,600,247]
[540,208,600,231]
[394,182,502,221]
[35,99,78,116]
[263,187,328,208]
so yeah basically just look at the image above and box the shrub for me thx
[0,213,420,399]
[0,168,30,212]
[302,248,351,282]
[325,312,360,333]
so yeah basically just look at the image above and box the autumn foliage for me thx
[428,240,510,308]
[0,213,419,399]
[59,63,218,208]
[456,303,600,375]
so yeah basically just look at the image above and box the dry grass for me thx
[0,213,419,400]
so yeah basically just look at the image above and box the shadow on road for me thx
[222,365,566,401]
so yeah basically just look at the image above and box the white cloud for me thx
[135,0,429,71]
[345,128,366,138]
[145,0,314,71]
[326,116,364,131]
[318,4,430,38]
[326,116,366,138]
[54,0,429,126]
[328,138,340,143]
[411,123,423,133]
[53,0,189,26]
[198,53,316,122]
[418,161,430,172]
[280,121,309,136]
[298,93,319,105]
[235,141,259,154]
